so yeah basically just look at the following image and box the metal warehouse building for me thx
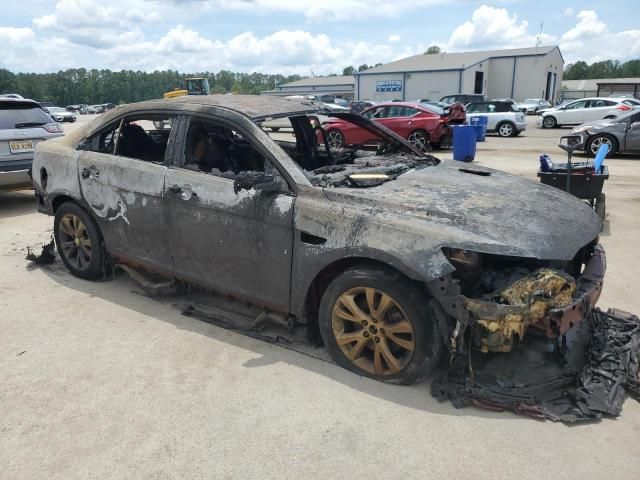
[560,78,640,101]
[261,75,355,101]
[355,46,564,103]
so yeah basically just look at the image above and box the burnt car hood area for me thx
[28,96,640,425]
[319,160,601,261]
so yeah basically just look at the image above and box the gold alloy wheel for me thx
[331,287,415,376]
[58,213,93,270]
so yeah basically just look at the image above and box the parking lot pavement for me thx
[2,115,640,479]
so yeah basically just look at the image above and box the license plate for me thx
[9,139,34,153]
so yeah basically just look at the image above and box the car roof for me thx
[570,97,624,102]
[468,100,511,105]
[0,97,42,108]
[368,101,427,108]
[153,94,319,120]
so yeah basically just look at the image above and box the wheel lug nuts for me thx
[363,332,369,338]
[362,320,368,326]
[380,328,385,334]
[374,337,380,343]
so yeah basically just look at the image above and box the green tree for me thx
[0,69,18,93]
[425,46,441,54]
[342,66,356,76]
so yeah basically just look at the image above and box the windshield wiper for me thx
[15,122,46,128]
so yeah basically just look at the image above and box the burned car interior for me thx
[79,115,174,164]
[262,111,440,188]
[31,95,639,424]
[182,120,266,177]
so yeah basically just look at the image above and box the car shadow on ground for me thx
[31,257,516,422]
[0,190,37,219]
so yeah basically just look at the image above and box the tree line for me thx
[1,57,638,106]
[563,59,640,80]
[0,68,303,106]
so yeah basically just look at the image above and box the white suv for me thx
[538,97,638,128]
[1,98,64,190]
[465,101,527,137]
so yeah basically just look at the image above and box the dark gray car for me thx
[571,110,640,157]
[1,98,64,191]
[32,95,605,384]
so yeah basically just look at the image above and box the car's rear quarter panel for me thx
[33,139,82,213]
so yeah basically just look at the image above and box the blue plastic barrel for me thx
[468,116,488,142]
[452,125,477,162]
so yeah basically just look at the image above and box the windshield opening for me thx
[257,110,440,188]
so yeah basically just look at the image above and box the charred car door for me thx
[77,113,178,273]
[164,114,295,312]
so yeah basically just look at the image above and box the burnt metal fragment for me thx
[25,238,56,266]
[431,308,640,424]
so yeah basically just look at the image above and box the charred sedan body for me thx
[32,95,605,384]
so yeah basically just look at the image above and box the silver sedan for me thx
[570,110,640,157]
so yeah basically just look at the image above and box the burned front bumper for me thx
[463,244,606,353]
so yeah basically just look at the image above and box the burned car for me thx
[32,95,605,384]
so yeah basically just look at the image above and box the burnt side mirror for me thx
[233,172,281,195]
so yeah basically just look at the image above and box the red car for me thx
[322,102,451,152]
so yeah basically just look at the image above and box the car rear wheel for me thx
[497,122,515,137]
[407,129,431,152]
[54,202,105,280]
[318,266,442,385]
[542,116,557,128]
[587,134,617,157]
[327,129,345,148]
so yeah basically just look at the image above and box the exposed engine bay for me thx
[443,240,605,354]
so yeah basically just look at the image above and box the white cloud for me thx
[0,27,36,44]
[183,0,447,21]
[447,5,555,50]
[2,2,639,74]
[560,10,640,63]
[563,8,574,17]
[561,10,606,42]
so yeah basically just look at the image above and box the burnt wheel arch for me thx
[302,258,435,340]
[51,194,78,213]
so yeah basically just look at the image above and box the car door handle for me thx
[81,166,99,180]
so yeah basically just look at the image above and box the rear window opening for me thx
[0,101,53,130]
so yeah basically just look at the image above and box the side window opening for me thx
[78,121,120,154]
[181,119,267,179]
[115,115,175,163]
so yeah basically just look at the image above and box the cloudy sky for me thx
[1,0,638,74]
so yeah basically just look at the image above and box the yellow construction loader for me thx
[163,77,210,99]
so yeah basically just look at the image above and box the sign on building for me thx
[376,80,402,93]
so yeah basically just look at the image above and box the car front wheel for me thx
[318,266,442,384]
[587,134,617,157]
[54,202,105,280]
[542,116,557,128]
